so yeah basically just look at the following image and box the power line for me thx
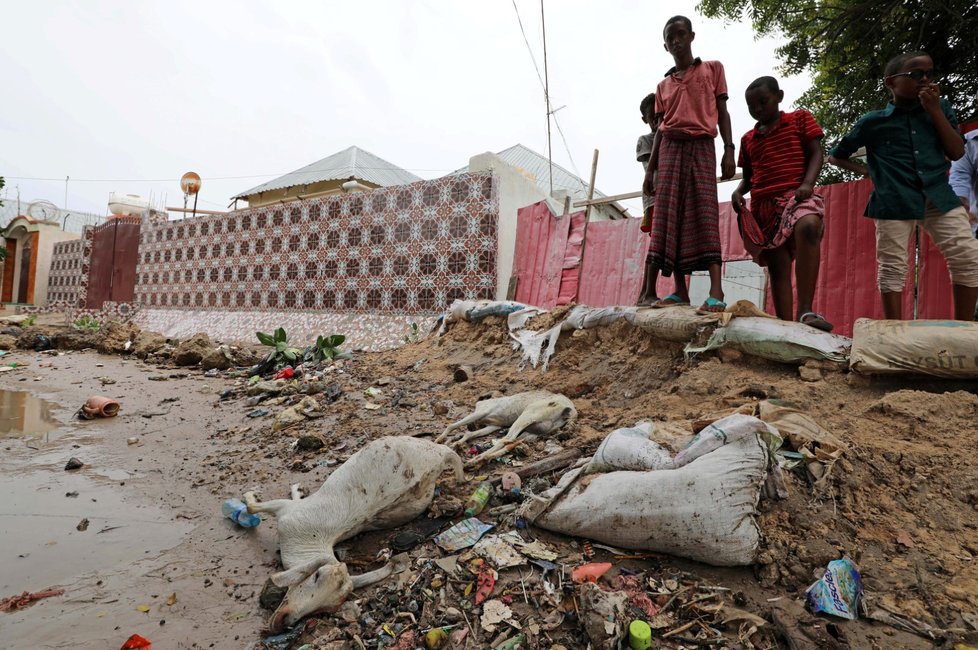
[4,165,458,184]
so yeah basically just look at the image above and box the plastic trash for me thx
[424,627,451,650]
[274,367,295,380]
[572,562,613,583]
[120,634,152,649]
[806,558,862,620]
[433,518,494,552]
[628,619,653,650]
[463,482,493,517]
[80,395,121,419]
[222,498,261,528]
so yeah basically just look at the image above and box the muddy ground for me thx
[1,313,977,649]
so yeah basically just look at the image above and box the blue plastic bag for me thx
[806,558,862,619]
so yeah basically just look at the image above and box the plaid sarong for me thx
[648,134,722,276]
[739,190,824,265]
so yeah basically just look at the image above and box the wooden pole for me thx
[574,149,599,302]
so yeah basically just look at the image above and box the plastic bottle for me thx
[463,482,493,517]
[222,498,261,527]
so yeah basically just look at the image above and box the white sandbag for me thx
[627,306,719,342]
[684,317,851,364]
[673,413,778,468]
[525,433,768,566]
[850,318,978,377]
[438,299,534,335]
[585,422,674,474]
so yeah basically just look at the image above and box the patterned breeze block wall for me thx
[134,171,499,314]
[47,238,87,305]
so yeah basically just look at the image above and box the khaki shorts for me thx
[875,205,978,293]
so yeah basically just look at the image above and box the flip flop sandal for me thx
[799,312,834,332]
[651,293,690,309]
[695,297,727,315]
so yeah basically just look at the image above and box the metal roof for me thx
[454,144,608,200]
[233,146,422,199]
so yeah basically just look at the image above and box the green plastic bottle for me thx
[463,481,493,517]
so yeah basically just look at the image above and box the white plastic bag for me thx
[525,433,768,566]
[585,422,674,473]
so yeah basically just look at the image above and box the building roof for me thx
[454,144,610,200]
[232,146,423,199]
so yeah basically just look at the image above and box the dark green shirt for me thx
[829,98,962,220]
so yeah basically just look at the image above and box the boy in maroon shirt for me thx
[731,76,831,331]
[643,15,735,313]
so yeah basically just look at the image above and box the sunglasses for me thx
[886,68,938,81]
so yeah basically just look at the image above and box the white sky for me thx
[0,0,810,218]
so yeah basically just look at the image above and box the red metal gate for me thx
[85,217,141,308]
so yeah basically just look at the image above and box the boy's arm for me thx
[731,154,752,213]
[717,98,735,180]
[949,141,975,216]
[827,118,868,176]
[796,138,824,201]
[920,87,964,160]
[643,129,663,196]
[827,154,869,177]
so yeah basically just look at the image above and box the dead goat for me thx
[243,436,463,632]
[436,390,577,467]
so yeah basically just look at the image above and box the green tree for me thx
[698,0,978,183]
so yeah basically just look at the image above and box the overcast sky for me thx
[1,1,811,218]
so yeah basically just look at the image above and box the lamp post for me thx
[180,172,202,219]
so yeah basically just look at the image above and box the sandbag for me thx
[673,413,778,468]
[584,422,674,474]
[525,433,768,566]
[627,306,719,342]
[850,318,978,377]
[685,317,851,364]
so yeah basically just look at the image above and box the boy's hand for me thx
[919,83,941,113]
[731,190,745,213]
[795,183,814,202]
[642,169,656,197]
[720,149,735,180]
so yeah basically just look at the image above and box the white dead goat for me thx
[436,390,577,467]
[243,436,463,632]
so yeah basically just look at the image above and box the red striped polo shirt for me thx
[739,110,824,199]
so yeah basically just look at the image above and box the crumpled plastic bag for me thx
[806,558,862,620]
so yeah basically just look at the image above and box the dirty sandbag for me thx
[758,400,847,486]
[437,299,532,335]
[525,433,768,566]
[585,422,674,474]
[685,317,851,364]
[806,558,862,620]
[563,305,636,330]
[628,306,719,342]
[673,413,779,468]
[850,318,978,378]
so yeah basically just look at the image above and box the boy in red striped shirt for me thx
[731,76,832,331]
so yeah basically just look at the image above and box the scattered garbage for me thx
[628,619,653,650]
[222,498,261,528]
[79,395,121,419]
[463,481,493,517]
[806,558,862,620]
[572,562,613,583]
[433,517,495,552]
[64,457,84,471]
[0,587,65,612]
[119,633,152,649]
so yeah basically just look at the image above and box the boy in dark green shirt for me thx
[828,50,977,320]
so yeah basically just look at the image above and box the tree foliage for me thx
[698,0,978,182]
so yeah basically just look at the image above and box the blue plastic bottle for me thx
[222,498,261,527]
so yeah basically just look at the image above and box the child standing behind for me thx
[828,51,978,320]
[636,92,660,306]
[731,76,832,331]
[643,15,736,313]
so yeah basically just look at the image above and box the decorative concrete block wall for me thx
[46,239,86,305]
[133,171,498,314]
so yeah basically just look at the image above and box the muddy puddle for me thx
[0,389,60,439]
[0,388,194,594]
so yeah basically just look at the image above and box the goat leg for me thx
[350,553,411,590]
[243,491,293,516]
[465,434,539,468]
[452,424,502,448]
[290,484,303,500]
[436,411,490,444]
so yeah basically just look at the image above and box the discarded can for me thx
[463,482,493,517]
[628,619,652,650]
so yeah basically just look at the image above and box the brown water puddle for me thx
[0,389,59,438]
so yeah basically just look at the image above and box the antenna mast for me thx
[541,0,553,196]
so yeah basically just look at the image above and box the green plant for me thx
[23,314,36,327]
[256,327,302,369]
[403,322,421,344]
[72,314,101,331]
[305,334,346,363]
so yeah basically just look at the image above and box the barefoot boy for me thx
[732,76,832,331]
[637,92,660,306]
[828,51,978,320]
[643,15,735,314]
